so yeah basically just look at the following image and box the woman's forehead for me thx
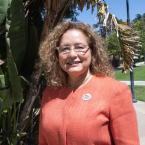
[60,30,88,45]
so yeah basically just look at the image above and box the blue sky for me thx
[77,0,145,25]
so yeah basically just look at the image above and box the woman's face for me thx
[58,29,92,78]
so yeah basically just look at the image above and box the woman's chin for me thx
[66,64,82,71]
[68,68,82,73]
[67,68,83,75]
[66,67,88,78]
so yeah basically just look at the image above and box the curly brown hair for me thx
[39,21,113,87]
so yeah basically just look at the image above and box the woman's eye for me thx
[76,46,84,50]
[61,47,70,52]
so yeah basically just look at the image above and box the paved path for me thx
[120,81,145,86]
[135,62,145,67]
[133,101,145,145]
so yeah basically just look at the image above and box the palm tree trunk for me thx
[126,0,137,103]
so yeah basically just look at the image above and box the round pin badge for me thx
[82,93,92,101]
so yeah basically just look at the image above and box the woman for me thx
[39,21,139,145]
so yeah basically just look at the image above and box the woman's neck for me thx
[67,70,92,89]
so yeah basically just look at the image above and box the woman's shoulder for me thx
[41,86,64,104]
[41,85,72,100]
[42,86,66,98]
[92,74,132,104]
[43,86,60,95]
[93,73,129,92]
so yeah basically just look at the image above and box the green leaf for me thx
[8,0,26,71]
[0,0,11,25]
[21,22,39,78]
[6,47,23,102]
[0,88,12,113]
[0,74,5,88]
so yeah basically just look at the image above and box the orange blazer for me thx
[39,75,140,145]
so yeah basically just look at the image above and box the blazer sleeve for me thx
[109,84,140,145]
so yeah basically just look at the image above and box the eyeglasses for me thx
[56,44,89,55]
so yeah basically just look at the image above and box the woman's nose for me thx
[68,48,78,57]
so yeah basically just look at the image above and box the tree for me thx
[106,32,121,55]
[95,0,141,71]
[0,0,97,145]
[106,32,121,67]
[133,13,145,57]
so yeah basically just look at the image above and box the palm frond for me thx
[118,24,142,72]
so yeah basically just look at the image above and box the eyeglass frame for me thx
[56,44,90,55]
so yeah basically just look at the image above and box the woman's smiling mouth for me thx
[67,61,81,66]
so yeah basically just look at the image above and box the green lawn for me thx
[115,65,145,81]
[114,65,145,102]
[131,86,145,102]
